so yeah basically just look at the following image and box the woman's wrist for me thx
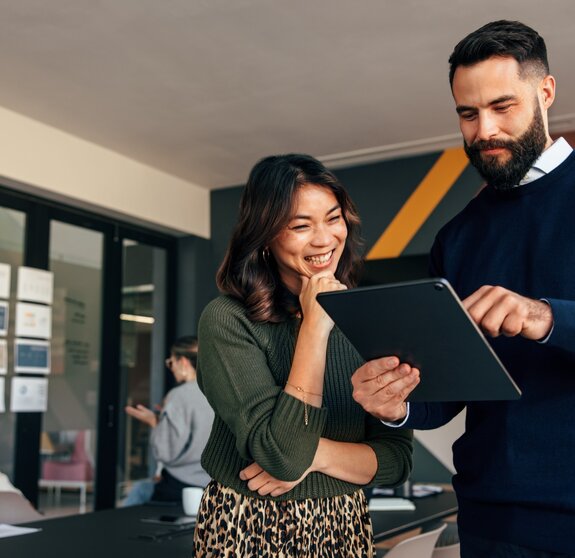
[311,438,328,474]
[284,383,323,406]
[298,317,331,341]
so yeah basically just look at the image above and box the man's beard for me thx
[464,103,547,190]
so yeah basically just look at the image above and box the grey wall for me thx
[208,150,482,279]
[175,235,213,337]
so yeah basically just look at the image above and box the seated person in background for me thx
[125,336,214,503]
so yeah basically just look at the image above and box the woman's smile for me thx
[269,184,348,293]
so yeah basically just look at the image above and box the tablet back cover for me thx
[317,278,521,402]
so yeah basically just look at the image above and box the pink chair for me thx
[40,431,94,513]
[42,430,93,481]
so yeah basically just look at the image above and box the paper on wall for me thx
[0,264,10,299]
[10,377,48,412]
[14,339,50,374]
[0,378,5,412]
[0,340,6,374]
[17,267,53,305]
[15,303,52,339]
[0,301,8,337]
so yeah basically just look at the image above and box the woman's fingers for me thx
[239,462,263,481]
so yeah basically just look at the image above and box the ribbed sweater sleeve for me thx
[362,414,413,486]
[197,296,327,481]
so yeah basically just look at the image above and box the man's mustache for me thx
[467,139,514,152]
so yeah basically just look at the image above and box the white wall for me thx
[415,409,466,473]
[0,106,210,238]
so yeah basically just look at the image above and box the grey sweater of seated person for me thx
[150,380,214,487]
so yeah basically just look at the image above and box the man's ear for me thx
[539,74,556,110]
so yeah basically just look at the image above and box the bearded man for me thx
[352,20,575,557]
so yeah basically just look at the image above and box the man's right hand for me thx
[351,356,420,422]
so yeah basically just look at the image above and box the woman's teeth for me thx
[305,251,333,265]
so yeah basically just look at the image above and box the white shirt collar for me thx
[519,137,573,185]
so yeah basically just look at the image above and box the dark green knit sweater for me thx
[197,295,413,501]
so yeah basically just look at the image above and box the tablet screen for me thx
[317,278,520,402]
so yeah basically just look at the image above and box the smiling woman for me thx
[193,154,414,557]
[216,153,363,323]
[269,184,348,294]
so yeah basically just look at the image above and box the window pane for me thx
[0,208,26,480]
[118,240,167,505]
[39,221,103,517]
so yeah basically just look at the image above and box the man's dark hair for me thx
[449,20,549,87]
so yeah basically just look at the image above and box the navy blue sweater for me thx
[406,152,575,553]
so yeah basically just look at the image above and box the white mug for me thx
[182,486,204,516]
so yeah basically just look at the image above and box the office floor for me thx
[37,487,95,519]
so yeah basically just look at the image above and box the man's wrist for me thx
[381,402,410,428]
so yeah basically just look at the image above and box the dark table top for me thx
[371,491,458,541]
[0,491,457,557]
[2,503,195,558]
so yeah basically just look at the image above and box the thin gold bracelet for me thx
[285,383,323,426]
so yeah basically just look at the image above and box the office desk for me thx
[0,504,195,558]
[372,491,458,541]
[0,492,457,557]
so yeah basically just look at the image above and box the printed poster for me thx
[15,303,52,339]
[10,377,48,412]
[0,264,10,299]
[17,267,53,305]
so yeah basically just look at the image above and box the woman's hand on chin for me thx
[298,272,347,334]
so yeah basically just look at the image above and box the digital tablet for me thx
[317,278,521,402]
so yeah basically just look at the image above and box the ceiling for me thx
[2,0,575,190]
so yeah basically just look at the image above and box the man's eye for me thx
[460,113,477,121]
[494,105,510,113]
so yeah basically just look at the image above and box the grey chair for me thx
[384,523,447,558]
[0,491,43,524]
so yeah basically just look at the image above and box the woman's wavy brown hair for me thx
[217,154,363,323]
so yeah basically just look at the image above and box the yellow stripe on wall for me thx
[366,147,468,260]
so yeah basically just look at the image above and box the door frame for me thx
[0,185,176,509]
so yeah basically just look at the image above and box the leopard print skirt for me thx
[193,480,375,557]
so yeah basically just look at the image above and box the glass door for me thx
[0,207,27,479]
[117,240,168,505]
[38,221,104,517]
[0,186,176,512]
